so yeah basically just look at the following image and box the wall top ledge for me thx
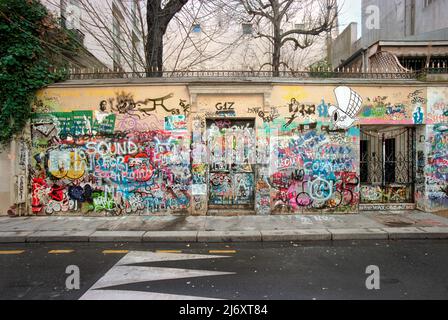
[45,77,445,89]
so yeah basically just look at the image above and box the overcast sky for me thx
[337,0,362,37]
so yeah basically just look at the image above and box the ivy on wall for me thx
[0,0,78,147]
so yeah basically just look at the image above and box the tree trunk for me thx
[146,1,163,77]
[145,0,188,77]
[146,23,164,76]
[272,27,281,77]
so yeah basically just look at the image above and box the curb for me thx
[0,227,448,243]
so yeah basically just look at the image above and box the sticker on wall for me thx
[413,105,424,124]
[165,115,187,131]
[329,86,363,129]
[192,184,207,195]
[93,111,116,134]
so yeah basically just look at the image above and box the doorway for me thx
[360,126,416,206]
[206,118,256,210]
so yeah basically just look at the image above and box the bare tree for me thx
[43,0,246,75]
[163,0,249,71]
[238,0,338,76]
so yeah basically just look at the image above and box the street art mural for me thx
[425,124,448,211]
[31,123,191,215]
[328,86,363,129]
[359,89,426,124]
[267,127,360,214]
[25,84,448,216]
[30,87,191,216]
[427,87,448,124]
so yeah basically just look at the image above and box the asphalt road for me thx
[1,240,448,300]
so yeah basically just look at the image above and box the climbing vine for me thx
[0,0,77,146]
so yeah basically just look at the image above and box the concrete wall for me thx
[361,0,407,47]
[1,80,444,216]
[330,23,359,68]
[360,0,448,47]
[414,0,448,35]
[0,146,12,215]
[423,87,448,212]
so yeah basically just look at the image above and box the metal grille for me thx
[360,127,415,204]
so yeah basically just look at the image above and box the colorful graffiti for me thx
[268,127,360,213]
[427,87,448,124]
[27,84,448,216]
[360,96,408,122]
[426,124,448,211]
[360,89,426,125]
[360,185,410,203]
[31,110,191,215]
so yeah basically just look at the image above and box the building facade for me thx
[331,0,448,71]
[6,77,446,217]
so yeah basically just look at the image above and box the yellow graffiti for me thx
[48,150,86,180]
[280,86,308,103]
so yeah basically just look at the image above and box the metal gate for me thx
[360,127,415,204]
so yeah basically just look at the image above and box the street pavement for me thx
[2,211,448,243]
[1,240,448,300]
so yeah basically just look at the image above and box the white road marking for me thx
[79,251,234,300]
[80,290,219,300]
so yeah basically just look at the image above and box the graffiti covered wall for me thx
[423,87,448,212]
[23,82,448,216]
[31,86,192,215]
[264,86,362,214]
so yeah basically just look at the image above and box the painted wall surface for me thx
[31,86,191,216]
[425,124,448,212]
[267,86,362,214]
[423,87,448,212]
[0,147,12,215]
[21,83,448,216]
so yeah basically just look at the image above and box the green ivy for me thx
[0,0,73,147]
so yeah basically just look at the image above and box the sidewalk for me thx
[1,211,448,243]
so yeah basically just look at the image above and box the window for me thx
[242,23,253,35]
[424,0,435,8]
[192,24,201,33]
